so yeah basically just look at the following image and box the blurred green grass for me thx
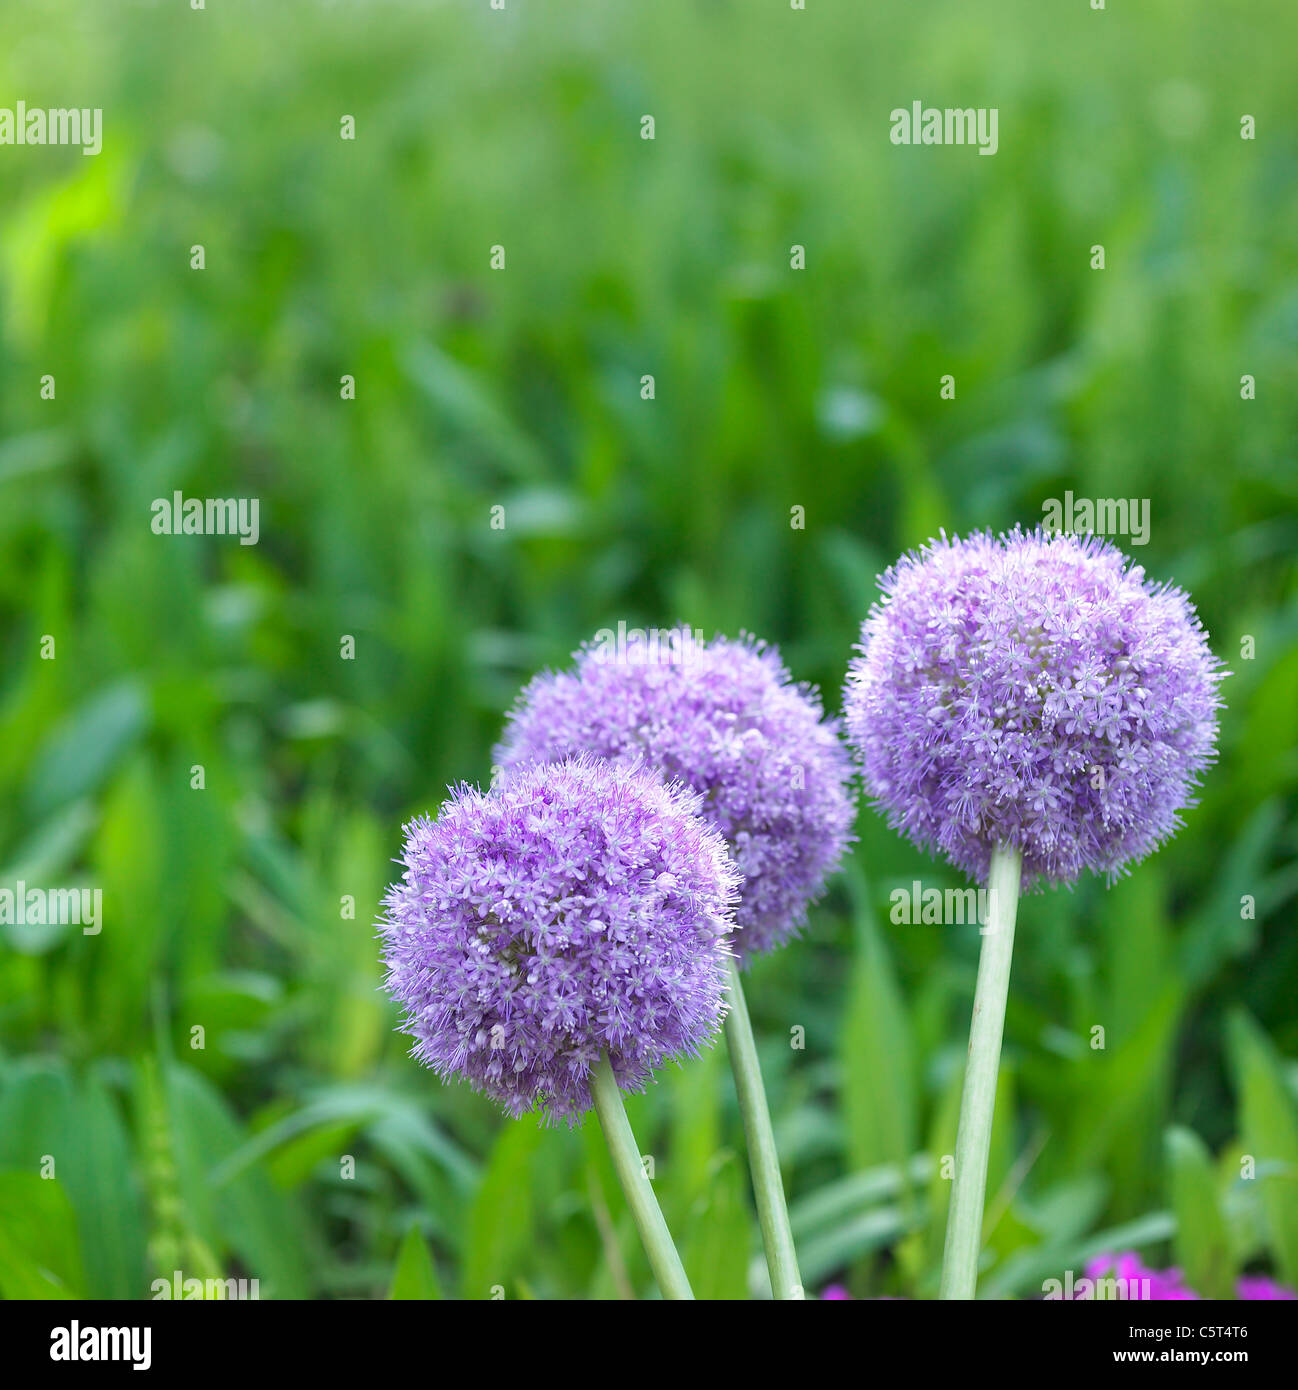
[0,0,1296,1298]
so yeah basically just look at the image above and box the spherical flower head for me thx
[377,755,739,1123]
[844,529,1226,889]
[494,632,856,959]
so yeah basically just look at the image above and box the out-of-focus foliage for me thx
[0,0,1295,1298]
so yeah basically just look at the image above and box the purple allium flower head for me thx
[843,529,1226,888]
[494,632,856,960]
[378,755,739,1123]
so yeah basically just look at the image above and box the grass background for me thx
[0,0,1296,1299]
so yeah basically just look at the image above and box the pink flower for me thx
[1084,1253,1199,1300]
[1237,1276,1297,1300]
[1082,1253,1298,1301]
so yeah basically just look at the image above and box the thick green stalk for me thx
[724,958,804,1299]
[589,1053,694,1300]
[939,844,1023,1300]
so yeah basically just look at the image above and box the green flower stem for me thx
[589,1053,694,1300]
[939,843,1023,1300]
[724,958,804,1300]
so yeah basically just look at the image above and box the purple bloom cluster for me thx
[1084,1252,1199,1300]
[494,633,856,959]
[843,529,1226,888]
[1236,1276,1297,1301]
[378,756,739,1122]
[1083,1253,1296,1301]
